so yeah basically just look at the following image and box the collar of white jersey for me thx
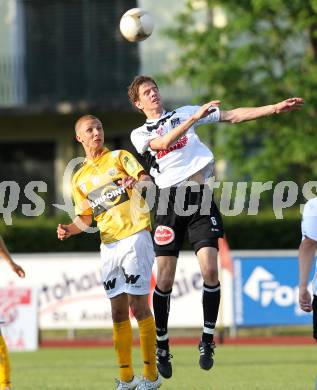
[145,110,175,124]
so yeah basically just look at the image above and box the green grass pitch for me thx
[11,345,316,389]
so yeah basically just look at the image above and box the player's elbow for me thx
[222,111,242,124]
[161,140,173,149]
[301,237,317,250]
[230,115,244,124]
[150,138,170,150]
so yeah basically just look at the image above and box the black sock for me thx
[153,285,172,350]
[202,282,220,344]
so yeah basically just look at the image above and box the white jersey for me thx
[301,197,317,295]
[131,106,220,188]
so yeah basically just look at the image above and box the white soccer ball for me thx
[119,8,153,42]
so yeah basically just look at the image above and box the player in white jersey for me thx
[128,75,304,378]
[298,197,317,340]
[0,235,25,390]
[131,105,219,189]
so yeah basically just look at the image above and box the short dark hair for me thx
[127,75,158,106]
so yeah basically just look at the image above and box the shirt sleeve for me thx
[119,150,146,179]
[72,177,93,216]
[176,105,220,127]
[131,126,160,154]
[302,199,317,242]
[195,106,220,126]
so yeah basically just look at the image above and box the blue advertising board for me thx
[233,256,314,326]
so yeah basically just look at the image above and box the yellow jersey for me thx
[72,148,151,244]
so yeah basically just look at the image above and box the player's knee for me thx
[111,306,128,323]
[157,275,174,291]
[129,299,151,320]
[201,264,218,283]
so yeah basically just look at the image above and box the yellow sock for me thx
[0,334,10,389]
[113,320,133,382]
[138,315,157,381]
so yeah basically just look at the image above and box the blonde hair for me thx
[74,115,101,133]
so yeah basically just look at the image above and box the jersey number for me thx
[210,217,217,226]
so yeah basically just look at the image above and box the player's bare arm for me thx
[134,172,153,193]
[220,97,304,123]
[57,215,93,241]
[298,236,317,312]
[138,172,151,182]
[149,100,221,151]
[118,172,151,190]
[0,235,25,278]
[118,175,137,189]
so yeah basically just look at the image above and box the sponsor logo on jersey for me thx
[156,135,188,159]
[171,117,181,127]
[123,156,138,173]
[154,225,175,245]
[87,179,129,217]
[156,125,164,136]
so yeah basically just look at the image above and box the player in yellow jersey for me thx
[57,115,161,390]
[0,235,25,390]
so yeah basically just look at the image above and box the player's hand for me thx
[193,100,221,120]
[57,224,71,241]
[118,176,136,189]
[299,286,312,312]
[10,262,25,278]
[275,97,304,113]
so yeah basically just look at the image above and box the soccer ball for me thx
[119,8,153,42]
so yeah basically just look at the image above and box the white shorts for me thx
[100,229,154,299]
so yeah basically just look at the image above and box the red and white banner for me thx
[0,285,38,351]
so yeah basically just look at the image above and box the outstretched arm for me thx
[57,214,93,241]
[0,235,25,278]
[220,97,304,123]
[298,236,317,312]
[149,100,221,150]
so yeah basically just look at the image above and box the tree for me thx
[163,0,317,186]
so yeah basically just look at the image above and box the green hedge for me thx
[222,215,301,250]
[0,216,100,253]
[0,213,301,252]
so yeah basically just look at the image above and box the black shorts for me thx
[152,184,224,257]
[313,295,317,340]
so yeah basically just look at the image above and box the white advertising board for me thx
[0,252,233,329]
